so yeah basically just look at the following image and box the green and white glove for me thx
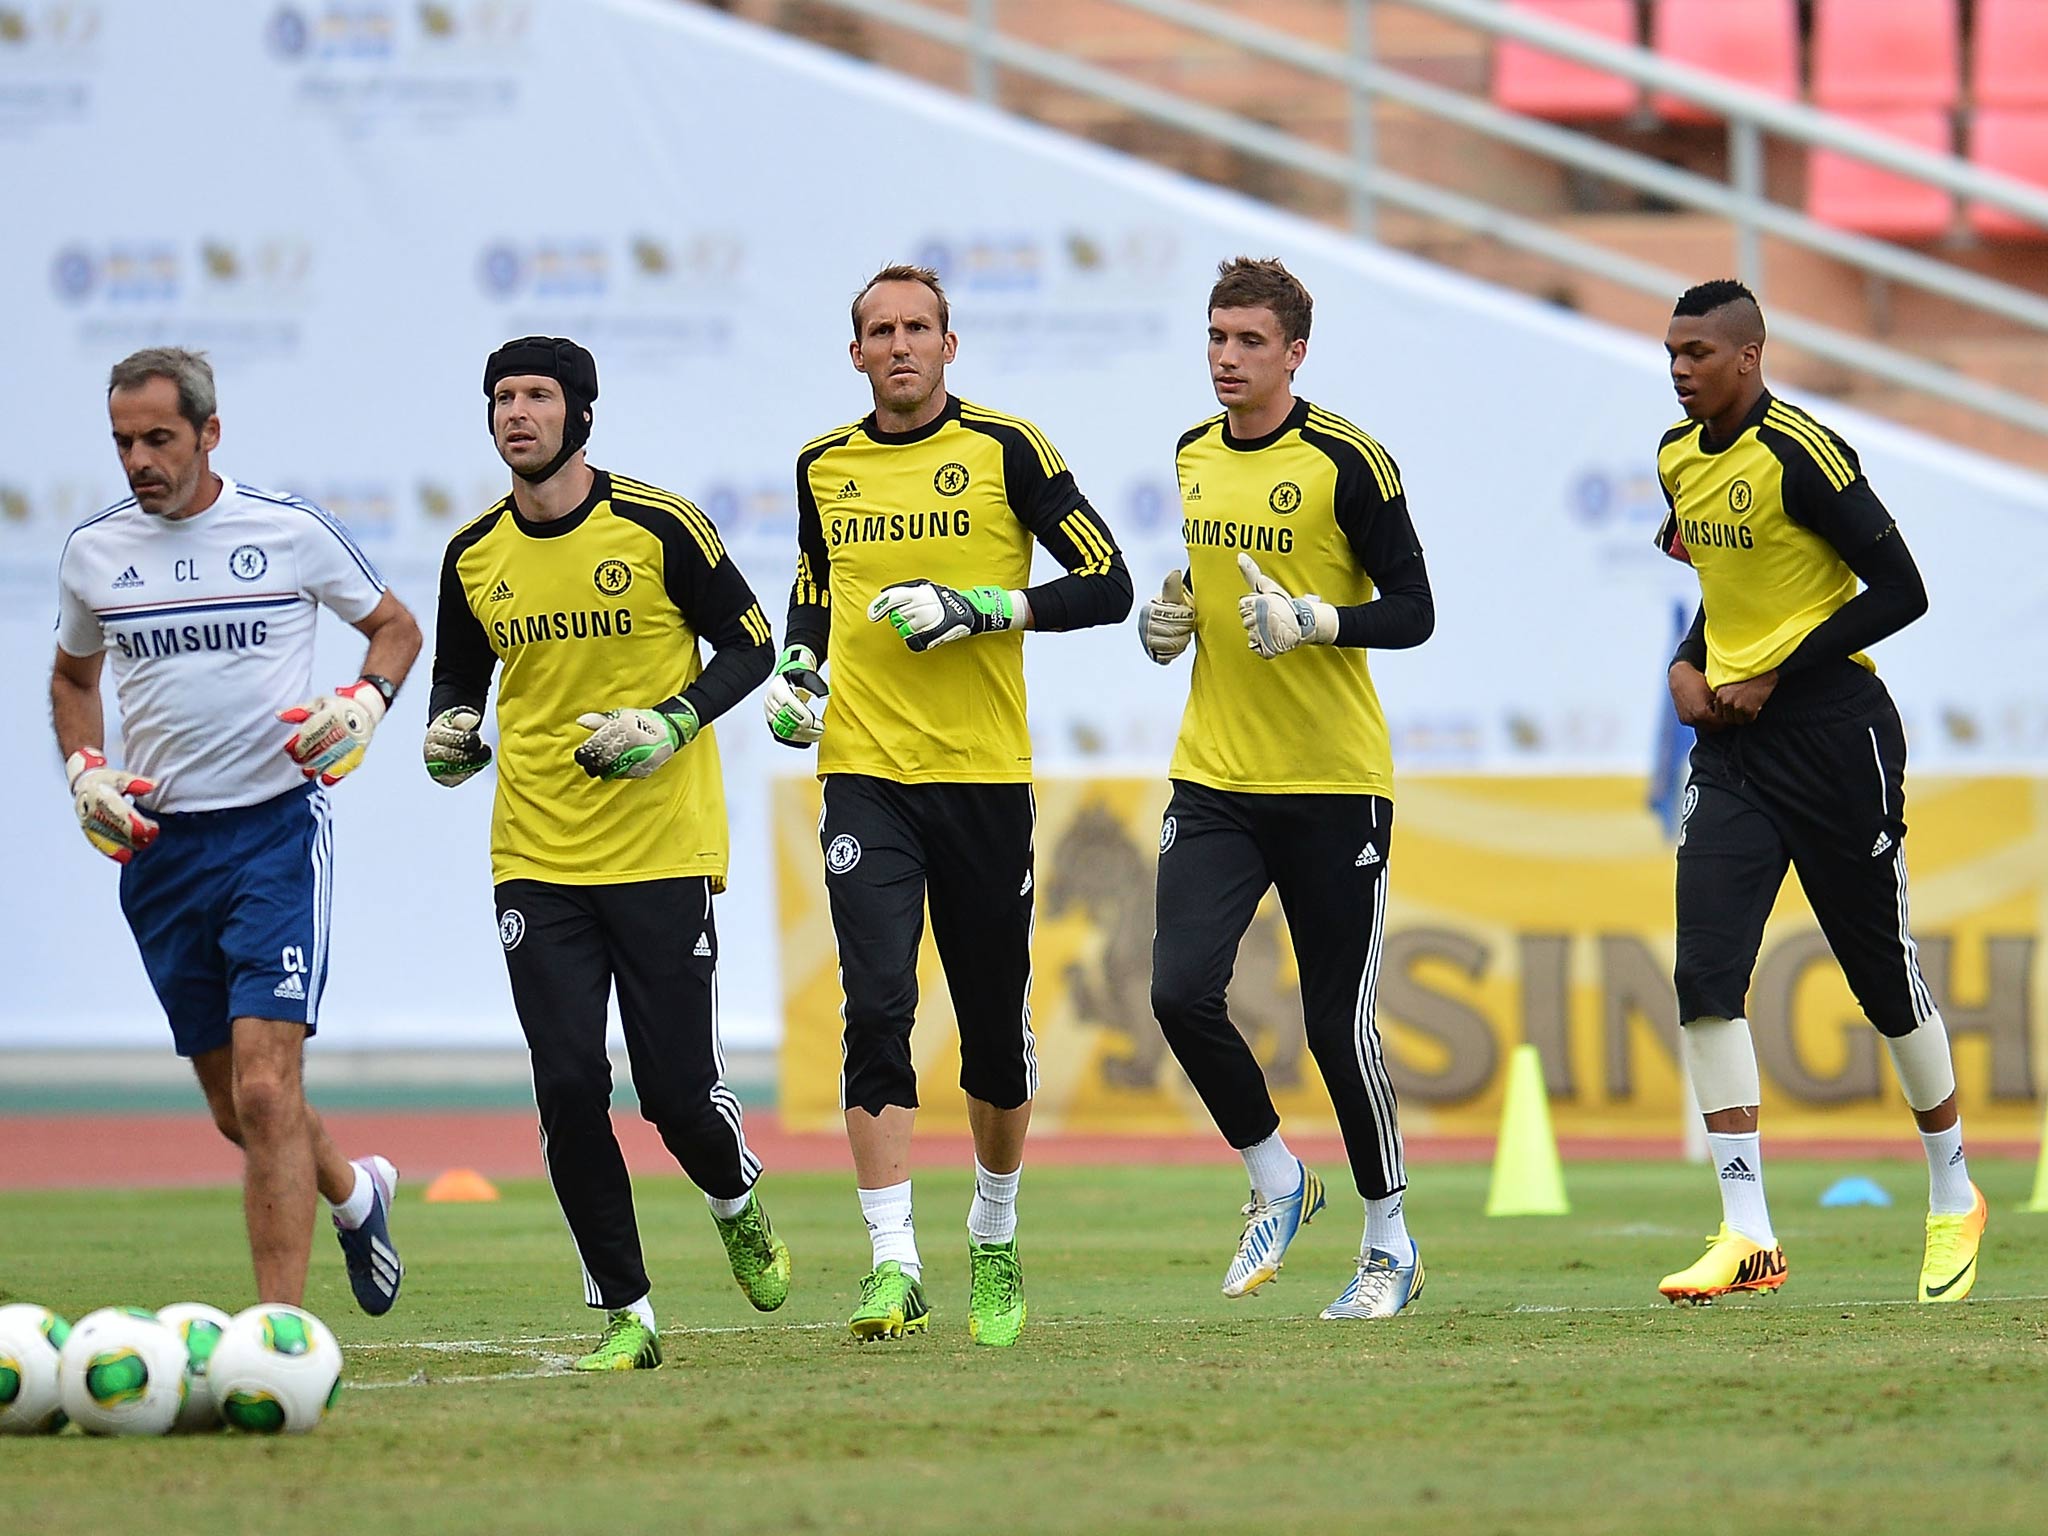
[764,644,829,748]
[867,580,1020,653]
[1237,552,1337,660]
[423,707,492,787]
[572,702,699,780]
[1137,568,1196,665]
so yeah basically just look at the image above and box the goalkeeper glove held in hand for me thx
[1236,553,1337,660]
[66,748,159,864]
[573,702,699,780]
[867,580,1018,652]
[764,644,829,747]
[279,679,387,784]
[423,706,493,787]
[1138,568,1196,664]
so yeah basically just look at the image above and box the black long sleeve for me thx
[1672,604,1707,671]
[1317,425,1433,650]
[610,496,774,725]
[785,448,833,663]
[428,513,500,718]
[1778,523,1927,674]
[996,431,1133,631]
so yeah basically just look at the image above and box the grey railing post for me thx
[1730,116,1765,298]
[1347,0,1377,240]
[969,0,996,103]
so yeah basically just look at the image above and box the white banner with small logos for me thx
[2,0,2043,1053]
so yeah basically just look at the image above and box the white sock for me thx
[1364,1192,1413,1266]
[1920,1120,1974,1215]
[707,1186,752,1222]
[618,1293,656,1331]
[858,1179,921,1279]
[1707,1131,1775,1247]
[329,1162,374,1229]
[1240,1131,1301,1204]
[968,1160,1020,1245]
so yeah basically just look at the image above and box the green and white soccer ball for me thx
[157,1302,233,1433]
[0,1302,72,1434]
[209,1304,343,1434]
[56,1306,189,1436]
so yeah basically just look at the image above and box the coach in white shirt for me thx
[48,347,423,1313]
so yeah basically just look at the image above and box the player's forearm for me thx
[1778,526,1927,674]
[1022,555,1134,633]
[1672,604,1708,671]
[1331,556,1434,650]
[675,634,773,727]
[784,602,831,665]
[356,602,423,693]
[49,669,106,761]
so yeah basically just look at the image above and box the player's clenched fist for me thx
[764,645,829,747]
[65,748,159,864]
[423,706,493,787]
[868,579,1018,652]
[572,703,699,780]
[280,679,387,784]
[1236,553,1337,660]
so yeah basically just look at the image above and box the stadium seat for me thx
[1973,0,2048,111]
[1810,0,1959,110]
[1492,1,1638,122]
[1650,0,1799,124]
[1806,110,1954,239]
[1967,110,2048,238]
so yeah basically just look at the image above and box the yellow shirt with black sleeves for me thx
[429,469,773,887]
[785,394,1131,784]
[1655,392,1893,691]
[1171,398,1428,798]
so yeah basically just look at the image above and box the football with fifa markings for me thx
[0,1302,72,1434]
[209,1304,343,1434]
[57,1306,189,1436]
[158,1302,234,1432]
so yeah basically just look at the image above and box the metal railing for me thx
[759,0,2048,440]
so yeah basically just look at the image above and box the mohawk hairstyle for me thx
[1673,278,1764,338]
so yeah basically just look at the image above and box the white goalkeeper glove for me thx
[279,679,387,784]
[573,702,699,780]
[1237,552,1337,660]
[868,580,1022,652]
[65,748,160,864]
[764,645,829,748]
[1137,568,1196,665]
[423,706,492,787]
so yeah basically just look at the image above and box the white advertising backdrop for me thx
[2,0,2043,1051]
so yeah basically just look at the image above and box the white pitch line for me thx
[1510,1291,2048,1315]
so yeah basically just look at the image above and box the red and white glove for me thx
[279,679,387,785]
[66,748,159,864]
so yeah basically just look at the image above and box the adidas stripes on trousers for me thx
[495,875,760,1310]
[1150,781,1407,1199]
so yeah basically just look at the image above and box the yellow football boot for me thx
[1918,1183,1988,1304]
[1658,1224,1787,1304]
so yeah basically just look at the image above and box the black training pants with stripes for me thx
[494,875,759,1312]
[1151,781,1406,1199]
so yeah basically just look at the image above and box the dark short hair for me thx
[851,264,949,337]
[1673,278,1764,337]
[107,347,216,436]
[1208,257,1313,345]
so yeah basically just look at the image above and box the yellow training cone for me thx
[424,1168,501,1203]
[1486,1043,1570,1216]
[2025,1103,2048,1213]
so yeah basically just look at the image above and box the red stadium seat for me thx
[1650,0,1799,124]
[1492,1,1638,121]
[1806,110,1954,239]
[1973,0,2048,111]
[1968,111,2048,239]
[1810,0,1959,110]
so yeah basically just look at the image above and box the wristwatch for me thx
[358,673,399,708]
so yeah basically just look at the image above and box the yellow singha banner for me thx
[774,776,2047,1141]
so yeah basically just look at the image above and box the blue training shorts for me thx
[118,782,334,1058]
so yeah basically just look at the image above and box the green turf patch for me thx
[2,1160,2043,1534]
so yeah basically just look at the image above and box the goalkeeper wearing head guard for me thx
[50,346,422,1315]
[1145,259,1434,1323]
[772,263,1132,1349]
[426,335,785,1372]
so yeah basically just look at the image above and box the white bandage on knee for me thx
[1884,1011,1958,1113]
[1681,1016,1762,1114]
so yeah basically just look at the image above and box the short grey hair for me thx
[107,348,217,436]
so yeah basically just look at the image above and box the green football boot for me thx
[714,1191,792,1312]
[967,1239,1027,1348]
[848,1260,930,1342]
[572,1310,663,1372]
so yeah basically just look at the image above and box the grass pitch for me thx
[3,1158,2044,1535]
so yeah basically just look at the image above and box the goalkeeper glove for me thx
[573,701,699,780]
[279,678,387,784]
[1137,568,1196,665]
[764,644,829,748]
[1236,553,1337,660]
[66,748,159,864]
[423,706,493,787]
[867,580,1020,652]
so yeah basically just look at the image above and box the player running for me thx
[1142,258,1435,1320]
[50,347,421,1313]
[768,264,1132,1346]
[1655,279,1983,1304]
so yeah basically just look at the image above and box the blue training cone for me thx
[1819,1175,1892,1208]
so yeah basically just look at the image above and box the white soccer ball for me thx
[57,1306,189,1436]
[0,1302,72,1434]
[209,1304,343,1434]
[157,1302,233,1433]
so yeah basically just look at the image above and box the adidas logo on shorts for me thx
[1871,831,1894,857]
[273,972,306,1001]
[1354,845,1381,868]
[693,933,712,957]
